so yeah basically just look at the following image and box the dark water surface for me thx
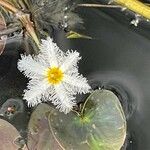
[69,8,150,150]
[1,7,150,150]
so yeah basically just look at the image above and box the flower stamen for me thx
[45,67,64,85]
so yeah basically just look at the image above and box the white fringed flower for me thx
[17,37,91,114]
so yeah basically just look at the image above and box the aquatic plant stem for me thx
[114,0,150,20]
[0,0,18,13]
[78,3,121,8]
[71,109,81,117]
[0,0,40,49]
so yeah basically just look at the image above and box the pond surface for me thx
[0,6,150,150]
[75,8,150,150]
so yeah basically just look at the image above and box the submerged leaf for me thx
[66,31,92,39]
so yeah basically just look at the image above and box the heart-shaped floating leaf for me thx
[0,119,28,150]
[27,104,63,150]
[0,12,7,55]
[48,89,126,150]
[28,89,126,150]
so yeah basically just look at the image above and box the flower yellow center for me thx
[45,67,64,84]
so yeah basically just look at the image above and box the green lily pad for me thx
[48,89,126,150]
[27,90,126,150]
[27,104,63,150]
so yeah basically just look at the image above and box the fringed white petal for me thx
[63,74,91,94]
[49,84,76,114]
[17,55,46,78]
[40,37,64,67]
[18,36,91,114]
[34,53,50,67]
[23,79,50,107]
[60,50,81,72]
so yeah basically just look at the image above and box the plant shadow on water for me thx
[0,5,150,150]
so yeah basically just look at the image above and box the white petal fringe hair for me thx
[18,37,91,114]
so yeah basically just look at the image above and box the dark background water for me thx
[1,4,150,150]
[70,6,150,150]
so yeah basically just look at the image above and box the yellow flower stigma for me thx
[45,67,64,84]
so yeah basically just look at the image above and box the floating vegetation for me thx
[27,90,126,150]
[29,0,83,32]
[113,0,150,20]
[0,119,28,150]
[17,37,91,114]
[66,31,92,39]
[27,104,62,149]
[0,98,24,120]
[79,0,150,26]
[0,0,84,55]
